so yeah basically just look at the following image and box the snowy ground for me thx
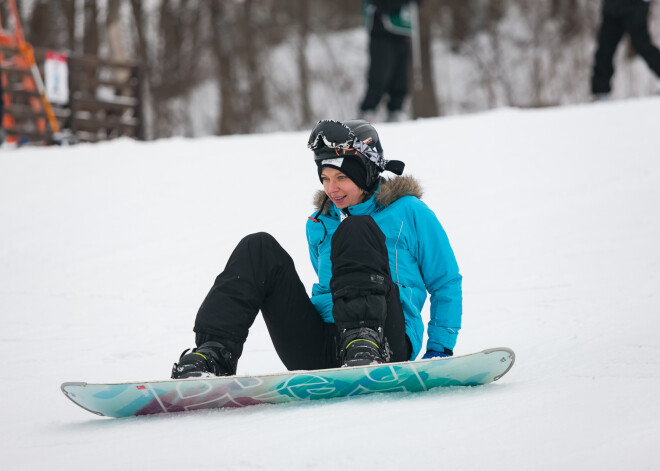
[1,98,659,470]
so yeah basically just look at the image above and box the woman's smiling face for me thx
[320,167,365,209]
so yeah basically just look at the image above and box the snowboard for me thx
[61,347,515,418]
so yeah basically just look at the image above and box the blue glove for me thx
[422,350,450,360]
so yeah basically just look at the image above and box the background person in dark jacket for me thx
[591,0,660,99]
[359,0,416,122]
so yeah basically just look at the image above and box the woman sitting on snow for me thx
[172,119,462,378]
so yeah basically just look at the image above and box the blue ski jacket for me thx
[306,176,462,360]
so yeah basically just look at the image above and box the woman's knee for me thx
[237,232,293,266]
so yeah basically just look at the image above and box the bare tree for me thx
[26,0,51,48]
[136,0,206,137]
[209,1,237,135]
[58,0,76,51]
[82,0,99,55]
[296,0,312,125]
[411,0,440,118]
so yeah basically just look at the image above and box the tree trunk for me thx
[411,1,439,118]
[130,0,152,140]
[83,0,99,56]
[27,1,50,48]
[241,0,266,131]
[107,0,127,62]
[210,2,237,135]
[58,0,75,51]
[107,0,131,94]
[296,0,312,126]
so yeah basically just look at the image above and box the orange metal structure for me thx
[0,0,59,143]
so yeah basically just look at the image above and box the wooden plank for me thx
[1,66,33,76]
[4,128,53,142]
[0,44,19,53]
[75,134,105,143]
[33,48,140,70]
[5,87,41,98]
[68,56,140,70]
[5,106,47,119]
[73,130,134,143]
[72,116,139,131]
[5,105,70,119]
[71,96,138,112]
[69,75,139,90]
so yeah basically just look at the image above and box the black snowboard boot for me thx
[171,341,236,379]
[338,326,391,367]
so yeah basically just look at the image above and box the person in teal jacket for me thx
[306,121,462,361]
[171,119,461,378]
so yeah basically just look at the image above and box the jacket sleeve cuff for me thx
[427,325,459,352]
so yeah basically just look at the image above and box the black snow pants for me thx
[592,0,660,94]
[194,216,411,371]
[360,32,411,113]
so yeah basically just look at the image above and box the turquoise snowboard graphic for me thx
[61,347,515,418]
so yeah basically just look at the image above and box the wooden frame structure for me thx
[0,1,144,145]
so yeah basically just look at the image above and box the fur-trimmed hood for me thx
[312,175,423,215]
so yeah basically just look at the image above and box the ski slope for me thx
[1,98,659,470]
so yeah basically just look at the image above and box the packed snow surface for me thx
[1,98,659,470]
